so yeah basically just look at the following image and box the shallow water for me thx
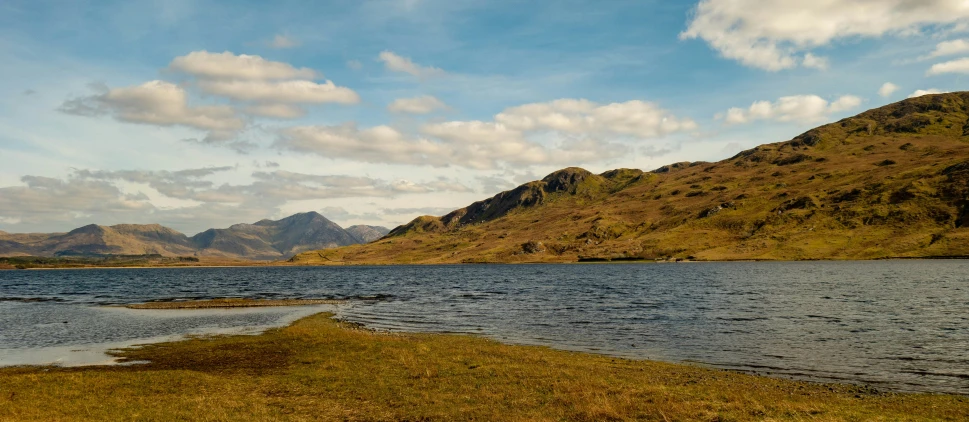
[0,261,967,394]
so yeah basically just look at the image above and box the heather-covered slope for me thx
[293,93,969,264]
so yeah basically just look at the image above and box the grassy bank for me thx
[1,313,966,421]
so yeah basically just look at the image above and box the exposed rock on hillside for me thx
[293,93,969,264]
[346,225,391,243]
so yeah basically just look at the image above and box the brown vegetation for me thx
[1,313,966,421]
[293,93,969,265]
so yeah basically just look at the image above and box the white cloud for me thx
[829,95,862,113]
[276,98,688,169]
[682,0,969,71]
[168,50,318,80]
[0,176,153,228]
[346,60,363,70]
[908,88,948,98]
[0,167,472,233]
[878,82,899,97]
[387,95,447,114]
[495,99,697,138]
[927,57,969,75]
[244,103,306,119]
[197,79,360,104]
[59,80,245,141]
[60,51,360,145]
[926,39,969,58]
[719,94,862,125]
[269,34,298,49]
[378,51,445,78]
[802,53,829,70]
[276,123,455,167]
[275,122,561,170]
[421,121,550,168]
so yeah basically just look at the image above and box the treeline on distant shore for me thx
[0,254,200,269]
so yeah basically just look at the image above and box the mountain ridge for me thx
[0,212,390,260]
[292,92,969,264]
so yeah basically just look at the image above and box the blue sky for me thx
[1,0,967,234]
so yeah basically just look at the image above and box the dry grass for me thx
[292,93,969,265]
[1,313,966,421]
[124,298,344,309]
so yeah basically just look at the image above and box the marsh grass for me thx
[1,313,967,421]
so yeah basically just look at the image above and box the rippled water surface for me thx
[1,261,967,394]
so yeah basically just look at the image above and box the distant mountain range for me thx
[293,92,969,264]
[0,212,389,260]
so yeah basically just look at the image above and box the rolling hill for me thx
[0,212,389,260]
[292,92,969,264]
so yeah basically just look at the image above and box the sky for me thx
[1,0,968,235]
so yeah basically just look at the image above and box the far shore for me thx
[4,254,969,270]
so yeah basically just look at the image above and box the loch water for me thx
[0,261,967,394]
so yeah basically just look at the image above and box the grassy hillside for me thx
[293,92,969,264]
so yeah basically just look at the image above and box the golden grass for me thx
[291,94,969,266]
[1,313,966,421]
[123,298,344,309]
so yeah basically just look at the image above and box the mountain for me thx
[346,225,391,243]
[0,212,374,260]
[192,212,361,260]
[292,92,969,264]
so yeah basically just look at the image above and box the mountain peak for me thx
[67,224,107,235]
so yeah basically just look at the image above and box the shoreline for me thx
[4,255,969,270]
[122,298,346,309]
[1,312,966,420]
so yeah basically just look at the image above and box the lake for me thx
[0,261,967,395]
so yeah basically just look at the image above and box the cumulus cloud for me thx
[927,57,969,75]
[276,124,453,167]
[801,53,829,70]
[378,51,445,78]
[197,79,360,104]
[59,80,245,141]
[244,103,306,119]
[276,98,690,169]
[276,122,550,170]
[168,50,318,80]
[387,95,447,114]
[909,88,948,98]
[421,121,552,168]
[879,82,899,97]
[719,94,862,125]
[495,99,697,138]
[63,51,359,144]
[925,39,969,59]
[166,50,359,120]
[682,0,969,71]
